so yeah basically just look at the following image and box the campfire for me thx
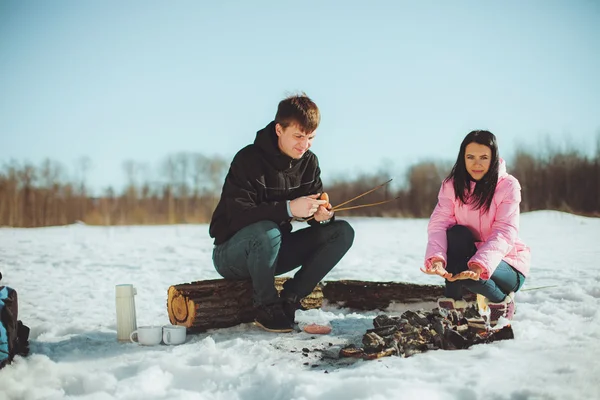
[339,307,514,360]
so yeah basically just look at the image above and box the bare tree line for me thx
[1,143,599,227]
[0,153,227,227]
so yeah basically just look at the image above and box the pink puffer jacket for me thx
[424,159,530,279]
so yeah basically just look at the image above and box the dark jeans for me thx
[212,220,355,306]
[444,225,525,303]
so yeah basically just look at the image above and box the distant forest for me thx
[1,140,599,227]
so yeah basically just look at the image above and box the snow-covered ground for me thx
[0,211,598,400]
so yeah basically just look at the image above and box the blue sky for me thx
[1,0,599,193]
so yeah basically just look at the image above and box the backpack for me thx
[0,272,30,370]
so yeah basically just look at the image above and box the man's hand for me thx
[313,204,334,222]
[290,194,328,218]
[420,258,451,279]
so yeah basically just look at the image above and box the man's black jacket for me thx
[209,121,324,245]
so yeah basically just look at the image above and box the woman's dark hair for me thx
[446,130,499,212]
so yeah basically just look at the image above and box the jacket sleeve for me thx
[295,154,332,227]
[469,177,521,279]
[424,180,457,269]
[224,153,290,232]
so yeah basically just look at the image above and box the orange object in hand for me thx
[320,193,332,210]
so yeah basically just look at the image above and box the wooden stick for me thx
[329,197,400,212]
[330,178,393,211]
[305,179,393,222]
[521,285,558,292]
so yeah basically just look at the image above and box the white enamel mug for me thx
[162,325,187,345]
[130,325,162,346]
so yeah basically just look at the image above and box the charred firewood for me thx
[362,332,386,352]
[401,310,430,327]
[340,306,515,360]
[443,329,470,350]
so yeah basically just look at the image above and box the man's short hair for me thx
[275,93,320,133]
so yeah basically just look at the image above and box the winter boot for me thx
[465,294,491,330]
[254,302,294,333]
[437,297,472,312]
[488,292,516,326]
[280,290,305,324]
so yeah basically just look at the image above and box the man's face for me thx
[275,123,316,159]
[464,142,492,181]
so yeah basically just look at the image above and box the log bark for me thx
[167,278,451,333]
[322,280,445,310]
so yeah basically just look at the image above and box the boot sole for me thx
[253,320,293,333]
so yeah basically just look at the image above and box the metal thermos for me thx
[115,284,137,342]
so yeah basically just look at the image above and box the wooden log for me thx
[322,280,446,310]
[167,277,323,332]
[167,278,453,332]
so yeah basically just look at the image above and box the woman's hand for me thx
[447,262,484,281]
[420,259,451,279]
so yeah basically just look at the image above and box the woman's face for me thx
[464,142,492,181]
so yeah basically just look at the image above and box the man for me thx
[209,94,355,333]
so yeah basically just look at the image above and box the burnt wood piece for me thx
[339,309,515,360]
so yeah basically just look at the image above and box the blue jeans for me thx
[212,220,354,306]
[444,225,525,303]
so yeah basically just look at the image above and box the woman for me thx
[422,130,530,326]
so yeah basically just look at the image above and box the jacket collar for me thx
[498,158,508,180]
[254,121,302,170]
